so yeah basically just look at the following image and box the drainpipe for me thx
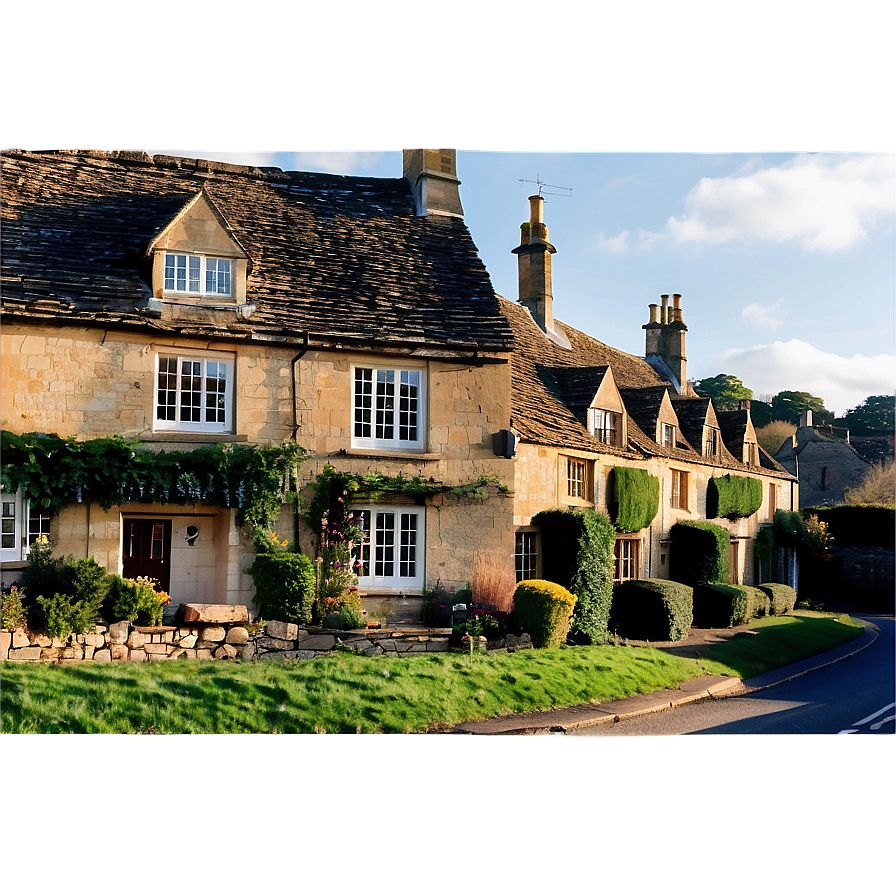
[291,332,311,548]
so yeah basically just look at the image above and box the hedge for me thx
[758,583,797,615]
[245,552,317,624]
[692,584,751,628]
[746,585,771,618]
[531,508,615,644]
[610,467,660,533]
[669,520,730,588]
[609,578,693,642]
[512,579,577,648]
[804,505,895,548]
[707,475,763,520]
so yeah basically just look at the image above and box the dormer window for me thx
[704,427,721,458]
[590,409,623,447]
[164,253,232,298]
[662,423,676,449]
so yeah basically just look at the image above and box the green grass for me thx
[1,611,865,733]
[696,611,865,680]
[1,646,703,734]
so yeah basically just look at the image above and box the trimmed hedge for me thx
[669,520,730,588]
[610,467,660,533]
[609,578,693,642]
[707,475,763,520]
[531,508,615,644]
[692,584,751,628]
[245,552,317,624]
[746,585,771,618]
[512,579,577,648]
[758,583,797,616]
[804,505,895,548]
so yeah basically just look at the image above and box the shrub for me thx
[610,467,660,533]
[610,578,693,642]
[755,420,796,456]
[759,583,797,615]
[707,475,763,520]
[804,504,895,547]
[36,590,105,639]
[531,508,615,644]
[692,584,751,628]
[102,575,167,626]
[421,580,454,627]
[669,521,730,588]
[338,603,366,630]
[472,551,516,612]
[746,585,770,618]
[843,460,895,506]
[1,586,27,630]
[512,579,577,648]
[246,552,317,624]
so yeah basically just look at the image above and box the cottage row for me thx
[0,149,797,619]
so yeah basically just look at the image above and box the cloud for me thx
[716,339,895,415]
[741,300,784,329]
[595,230,630,254]
[284,152,387,175]
[644,153,894,252]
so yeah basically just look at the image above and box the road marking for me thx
[870,715,895,731]
[852,702,895,726]
[838,729,858,735]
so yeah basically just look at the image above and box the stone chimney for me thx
[799,410,813,428]
[402,149,463,218]
[513,195,558,334]
[643,293,689,394]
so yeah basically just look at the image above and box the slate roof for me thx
[0,150,514,354]
[503,298,794,478]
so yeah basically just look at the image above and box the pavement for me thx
[449,621,880,735]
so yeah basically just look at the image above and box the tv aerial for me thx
[519,175,572,199]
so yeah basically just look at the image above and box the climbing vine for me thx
[0,430,305,535]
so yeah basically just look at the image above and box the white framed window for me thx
[662,423,676,448]
[353,505,425,591]
[514,530,538,582]
[567,458,587,499]
[164,253,233,297]
[1,491,51,562]
[352,365,426,451]
[590,409,622,447]
[154,353,235,433]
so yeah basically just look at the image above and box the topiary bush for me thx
[531,508,615,644]
[759,583,797,616]
[669,520,730,588]
[610,467,660,533]
[692,584,751,628]
[745,585,770,618]
[246,552,317,624]
[511,579,577,648]
[610,578,693,642]
[707,475,763,520]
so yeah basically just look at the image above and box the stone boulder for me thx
[182,604,249,624]
[225,627,249,646]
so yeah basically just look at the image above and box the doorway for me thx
[122,519,172,592]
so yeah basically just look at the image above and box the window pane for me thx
[354,369,373,438]
[399,513,417,578]
[204,361,228,423]
[399,370,419,442]
[188,255,201,292]
[375,370,395,440]
[375,512,395,577]
[157,355,178,421]
[515,531,537,582]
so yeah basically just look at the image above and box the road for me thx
[568,615,895,735]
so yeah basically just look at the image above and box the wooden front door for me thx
[122,519,172,592]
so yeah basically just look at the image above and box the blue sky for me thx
[161,149,895,416]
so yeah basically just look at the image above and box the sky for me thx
[153,148,895,416]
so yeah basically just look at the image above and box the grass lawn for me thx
[0,611,864,734]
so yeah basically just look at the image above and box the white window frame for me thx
[1,490,51,562]
[662,423,676,449]
[514,530,539,582]
[351,365,426,451]
[163,253,233,298]
[154,352,235,433]
[352,505,425,592]
[590,408,622,447]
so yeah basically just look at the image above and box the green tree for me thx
[770,390,833,425]
[693,374,753,412]
[839,394,895,435]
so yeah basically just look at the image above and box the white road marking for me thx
[870,715,895,731]
[852,702,895,726]
[838,729,859,734]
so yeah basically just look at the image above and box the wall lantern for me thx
[185,525,200,546]
[492,429,518,459]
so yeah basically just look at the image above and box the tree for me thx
[770,390,833,425]
[754,420,797,456]
[839,394,895,435]
[694,374,753,412]
[843,460,895,506]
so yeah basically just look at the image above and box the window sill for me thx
[145,433,248,444]
[340,448,441,462]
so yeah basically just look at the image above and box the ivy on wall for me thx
[0,430,305,534]
[609,466,659,533]
[707,474,763,520]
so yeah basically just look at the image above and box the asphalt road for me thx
[569,615,895,736]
